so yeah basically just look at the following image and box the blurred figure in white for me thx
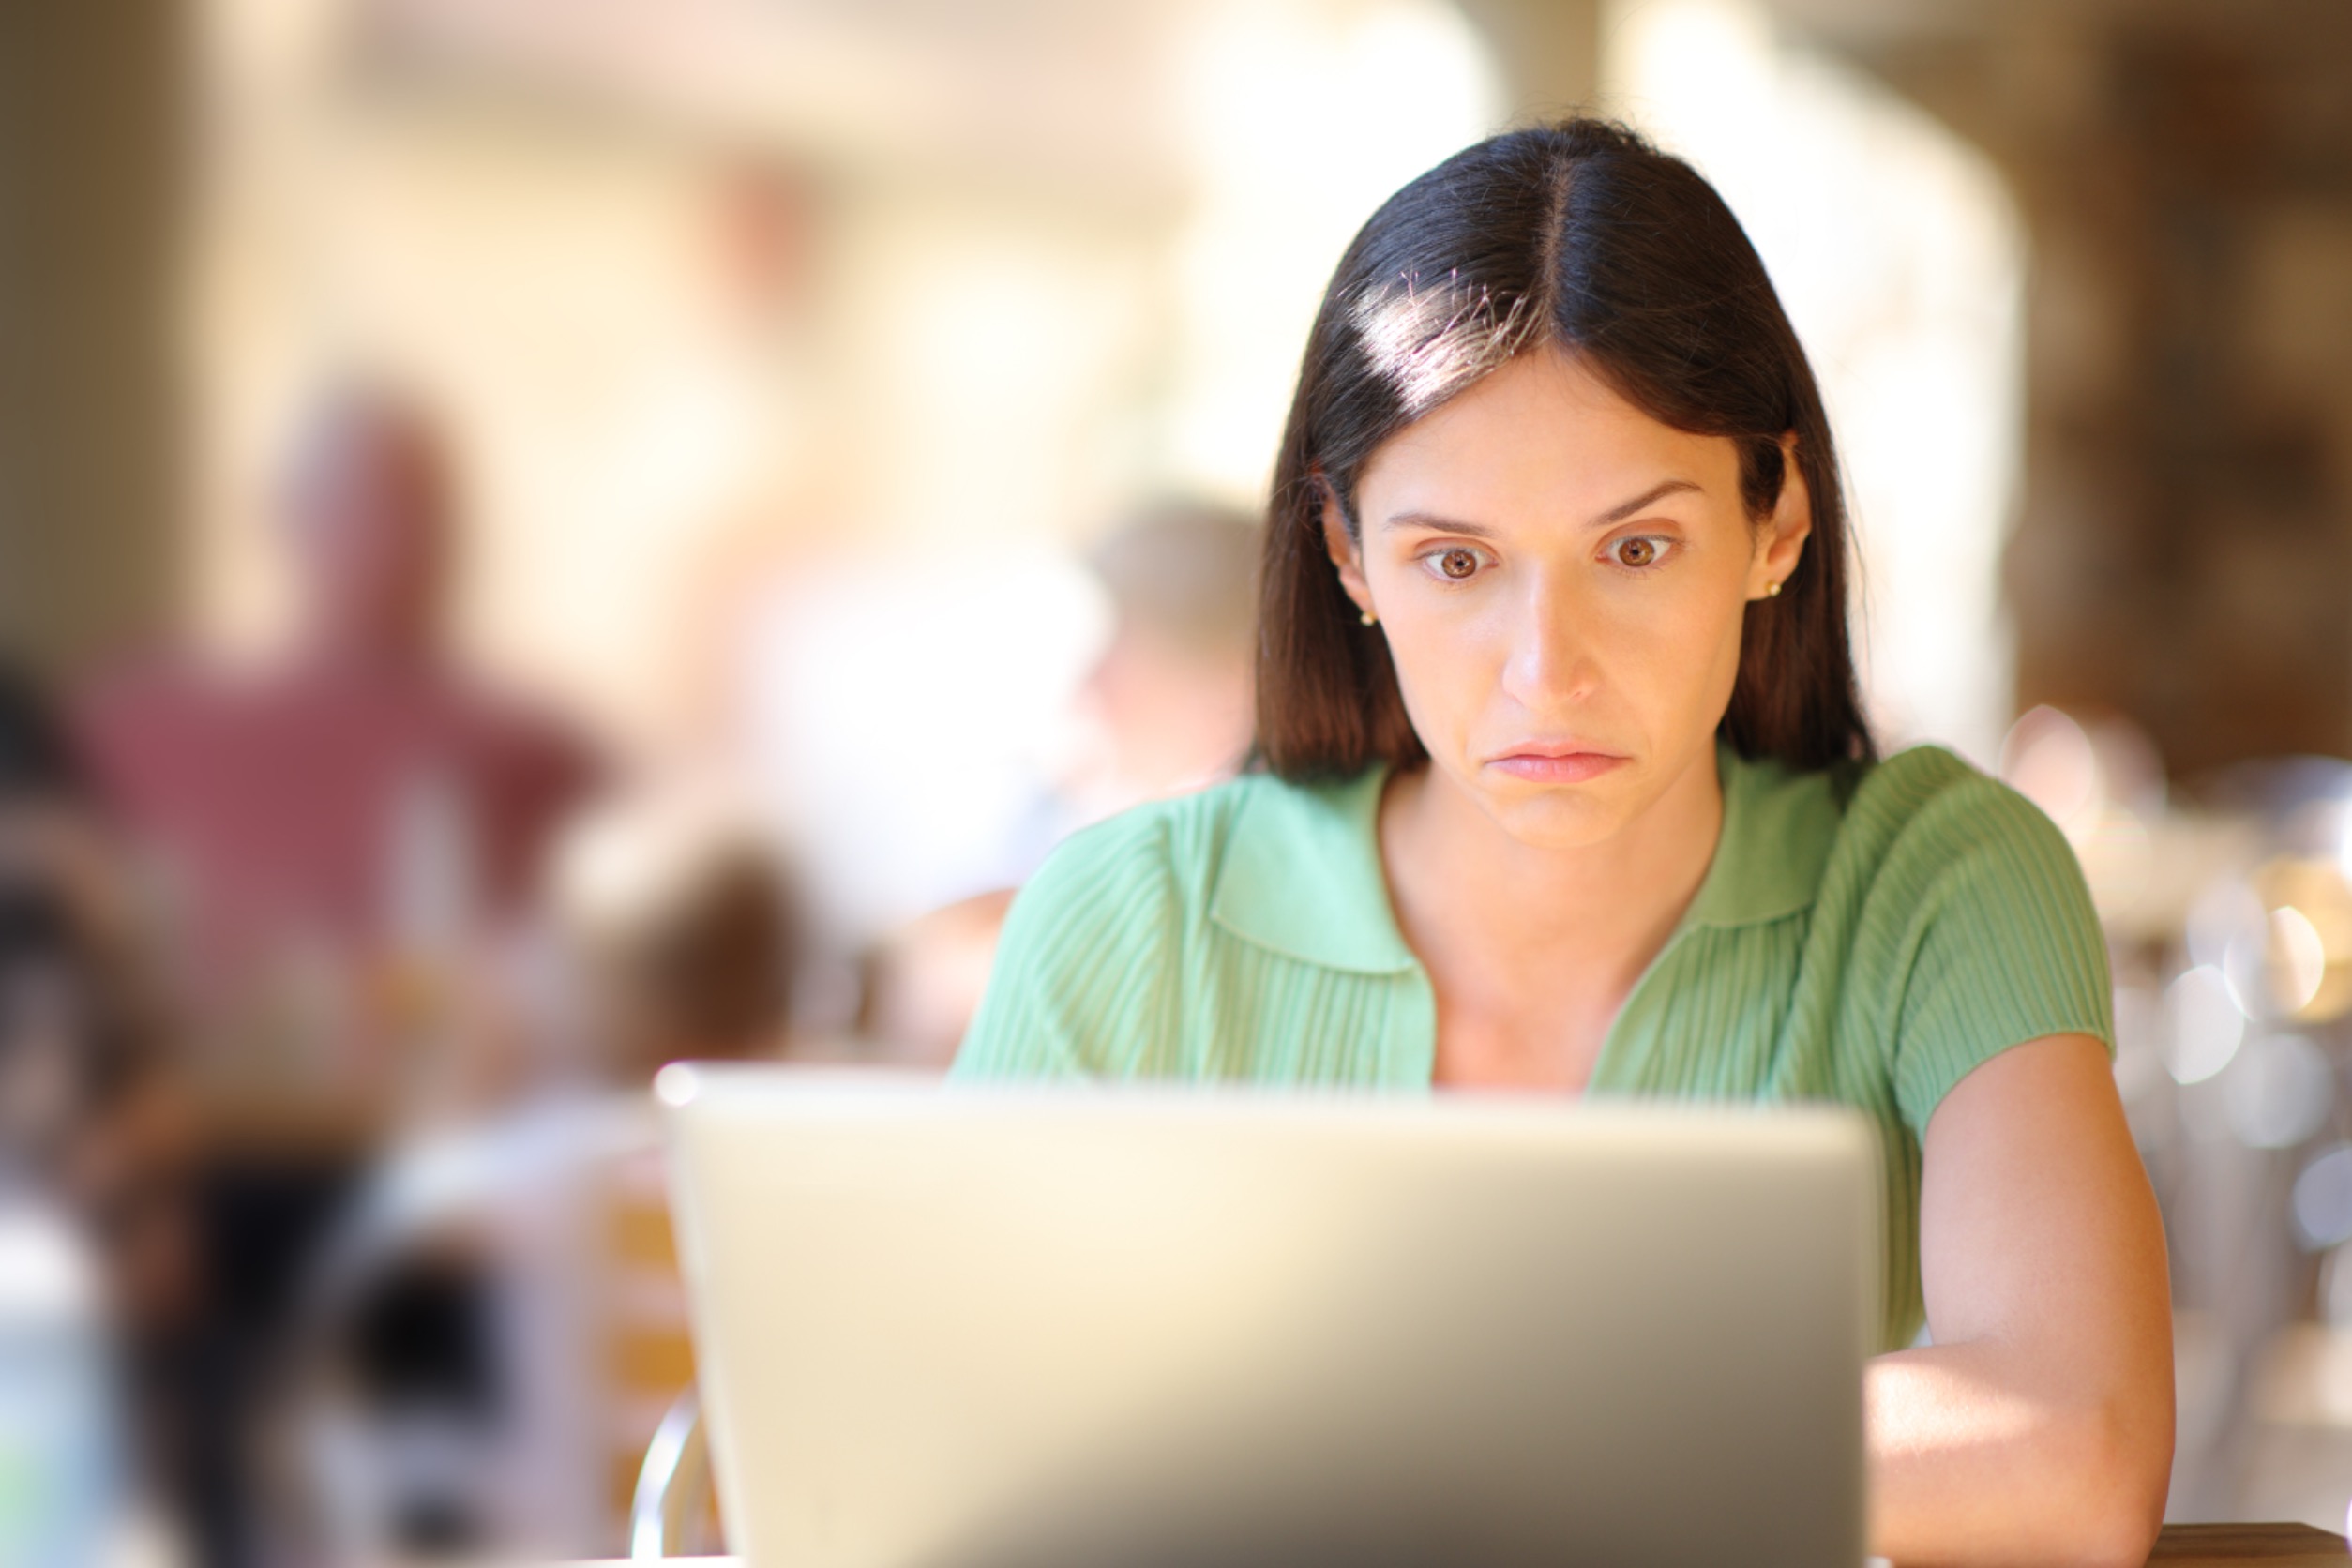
[852,500,1263,1067]
[738,540,1108,968]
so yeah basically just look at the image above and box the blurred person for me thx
[76,382,599,1103]
[550,788,801,1081]
[853,889,1015,1068]
[1063,499,1262,823]
[854,501,1260,1067]
[0,658,198,1567]
[732,540,1107,961]
[72,383,600,1568]
[525,808,796,1547]
[277,795,802,1560]
[602,845,795,1073]
[0,660,171,1197]
[958,121,2173,1568]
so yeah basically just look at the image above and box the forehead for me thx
[1358,345,1739,518]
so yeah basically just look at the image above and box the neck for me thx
[1380,741,1725,984]
[295,618,436,679]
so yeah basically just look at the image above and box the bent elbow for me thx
[2053,1395,2172,1568]
[2066,1503,2163,1568]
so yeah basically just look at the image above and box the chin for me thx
[1472,777,1636,851]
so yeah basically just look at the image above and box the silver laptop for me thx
[658,1067,1878,1568]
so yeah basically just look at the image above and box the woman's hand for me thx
[1868,1033,2174,1567]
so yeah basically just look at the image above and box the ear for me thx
[1748,432,1813,601]
[1319,479,1377,621]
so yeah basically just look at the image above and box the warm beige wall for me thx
[1456,0,1602,124]
[0,1,185,673]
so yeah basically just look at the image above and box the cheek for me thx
[1366,577,1506,740]
[1648,581,1745,665]
[1608,585,1747,720]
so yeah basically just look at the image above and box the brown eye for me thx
[1438,548,1479,580]
[1615,536,1660,568]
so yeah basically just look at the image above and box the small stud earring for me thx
[1360,609,1377,626]
[1765,580,1782,598]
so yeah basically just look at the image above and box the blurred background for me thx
[0,0,2347,1561]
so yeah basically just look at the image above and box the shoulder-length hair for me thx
[1254,118,1873,780]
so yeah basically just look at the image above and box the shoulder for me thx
[1823,743,2106,1026]
[960,773,1348,1078]
[996,764,1395,979]
[69,655,250,809]
[1018,773,1273,908]
[1849,742,2010,811]
[1699,742,2067,934]
[994,772,1313,955]
[1833,744,2079,884]
[1827,749,2113,1129]
[1796,741,2106,1013]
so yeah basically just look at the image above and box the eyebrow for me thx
[1381,478,1706,537]
[1593,478,1704,525]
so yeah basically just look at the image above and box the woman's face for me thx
[1325,344,1810,851]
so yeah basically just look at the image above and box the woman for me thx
[957,120,2172,1567]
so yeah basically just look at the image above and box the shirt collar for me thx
[1682,737,1846,930]
[1207,737,1844,973]
[1210,767,1419,973]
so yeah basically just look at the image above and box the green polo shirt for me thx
[954,739,2114,1349]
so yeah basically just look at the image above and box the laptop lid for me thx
[660,1069,1877,1568]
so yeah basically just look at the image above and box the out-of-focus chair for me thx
[286,1093,717,1560]
[629,1390,714,1560]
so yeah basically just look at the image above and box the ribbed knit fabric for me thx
[954,738,2115,1350]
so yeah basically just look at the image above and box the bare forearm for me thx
[1866,1340,2168,1568]
[1883,1036,2176,1566]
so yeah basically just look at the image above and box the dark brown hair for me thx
[1254,118,1872,780]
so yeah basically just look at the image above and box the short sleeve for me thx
[1875,761,2116,1134]
[951,807,1189,1082]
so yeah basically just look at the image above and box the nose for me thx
[1498,569,1599,712]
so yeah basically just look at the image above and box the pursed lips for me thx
[1484,746,1629,784]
